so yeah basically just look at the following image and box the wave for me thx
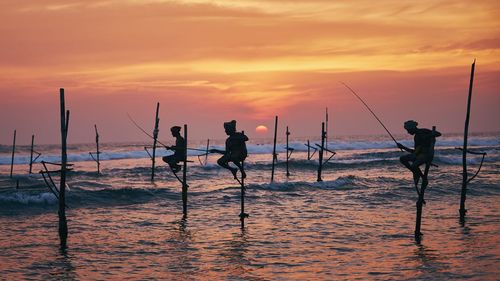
[0,192,57,205]
[1,135,498,165]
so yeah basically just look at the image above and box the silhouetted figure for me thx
[397,120,441,187]
[210,120,249,179]
[162,126,186,173]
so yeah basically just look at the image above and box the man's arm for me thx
[397,142,414,153]
[209,149,225,154]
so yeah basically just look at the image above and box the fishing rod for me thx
[127,113,213,152]
[127,113,169,148]
[340,82,401,149]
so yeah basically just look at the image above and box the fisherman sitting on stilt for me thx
[397,120,441,187]
[210,120,249,179]
[162,126,186,174]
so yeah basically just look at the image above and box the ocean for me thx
[0,133,499,280]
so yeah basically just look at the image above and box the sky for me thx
[0,0,499,144]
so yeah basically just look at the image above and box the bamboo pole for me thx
[317,122,325,182]
[307,140,311,160]
[325,107,329,153]
[460,60,476,222]
[59,88,69,247]
[414,126,437,242]
[271,116,278,183]
[286,126,290,177]
[151,102,160,182]
[182,124,188,216]
[95,125,100,174]
[204,139,210,165]
[29,134,35,174]
[10,130,16,178]
[240,130,248,228]
[240,161,248,228]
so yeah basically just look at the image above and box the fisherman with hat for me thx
[397,120,441,187]
[210,120,249,179]
[162,126,186,173]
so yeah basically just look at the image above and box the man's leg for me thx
[411,156,428,186]
[163,155,180,173]
[217,155,238,178]
[233,161,246,179]
[400,154,422,185]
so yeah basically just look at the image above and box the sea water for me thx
[0,133,499,280]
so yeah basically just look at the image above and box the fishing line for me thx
[340,82,401,148]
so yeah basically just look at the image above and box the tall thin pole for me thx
[95,125,100,174]
[415,126,436,242]
[29,134,35,174]
[10,130,16,178]
[307,140,311,160]
[325,107,329,152]
[271,116,278,183]
[317,122,325,182]
[59,88,69,247]
[151,102,160,182]
[240,131,248,228]
[205,139,210,165]
[460,60,476,221]
[182,124,188,216]
[240,160,247,228]
[286,126,290,177]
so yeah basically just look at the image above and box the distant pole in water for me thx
[10,130,16,178]
[93,125,101,174]
[271,116,278,183]
[59,88,69,248]
[460,60,476,222]
[317,122,325,182]
[286,126,290,177]
[182,124,188,216]
[325,107,329,153]
[151,102,160,182]
[240,131,248,228]
[307,140,311,160]
[204,139,210,165]
[29,135,34,174]
[414,126,436,242]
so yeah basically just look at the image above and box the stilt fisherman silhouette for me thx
[210,120,249,179]
[397,120,441,187]
[162,126,186,173]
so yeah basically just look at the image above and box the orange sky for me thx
[0,0,499,144]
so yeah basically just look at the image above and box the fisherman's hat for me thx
[170,126,181,133]
[404,120,418,130]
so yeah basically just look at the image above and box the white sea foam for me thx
[0,136,497,165]
[0,192,57,205]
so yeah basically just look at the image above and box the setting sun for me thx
[255,125,269,134]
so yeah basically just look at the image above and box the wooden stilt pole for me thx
[95,125,100,174]
[29,135,35,174]
[239,130,248,228]
[271,116,278,183]
[460,60,475,222]
[151,102,160,182]
[205,139,210,165]
[10,130,16,178]
[240,161,248,228]
[414,126,436,242]
[325,107,329,153]
[317,122,325,182]
[286,126,290,177]
[182,124,188,216]
[307,140,311,160]
[59,88,69,248]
